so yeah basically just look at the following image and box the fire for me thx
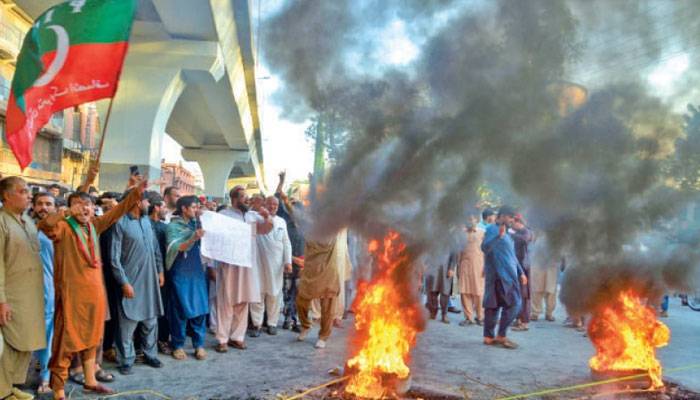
[588,289,671,388]
[345,232,424,399]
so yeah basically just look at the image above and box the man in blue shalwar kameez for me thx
[481,206,527,349]
[32,192,56,395]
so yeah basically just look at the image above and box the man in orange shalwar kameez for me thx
[39,176,145,399]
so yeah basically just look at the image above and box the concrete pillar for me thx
[97,68,185,192]
[97,40,222,192]
[182,148,248,199]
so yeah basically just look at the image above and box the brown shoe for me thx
[157,340,172,355]
[496,337,519,349]
[228,340,247,350]
[545,315,556,322]
[441,315,450,324]
[172,348,187,360]
[194,347,207,360]
[214,343,229,353]
[103,348,117,363]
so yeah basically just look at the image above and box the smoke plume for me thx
[263,0,700,314]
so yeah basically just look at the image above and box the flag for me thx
[6,0,137,170]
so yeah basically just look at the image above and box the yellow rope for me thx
[100,389,173,399]
[67,388,173,400]
[281,376,350,400]
[496,363,700,400]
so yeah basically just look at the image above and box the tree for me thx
[668,104,700,192]
[305,109,351,198]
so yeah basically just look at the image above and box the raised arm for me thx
[94,182,143,234]
[77,161,99,194]
[275,171,286,195]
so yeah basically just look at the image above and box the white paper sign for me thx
[200,211,253,268]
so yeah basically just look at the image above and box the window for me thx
[50,112,64,129]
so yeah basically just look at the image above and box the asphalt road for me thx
[26,296,700,400]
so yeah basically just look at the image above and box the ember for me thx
[588,290,671,389]
[345,232,424,399]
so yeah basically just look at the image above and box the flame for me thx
[588,289,671,388]
[345,232,423,399]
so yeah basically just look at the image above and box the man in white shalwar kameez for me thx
[213,187,272,353]
[250,197,292,335]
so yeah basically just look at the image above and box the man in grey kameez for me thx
[111,193,164,374]
[424,252,457,323]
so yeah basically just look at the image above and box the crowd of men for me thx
[0,166,572,399]
[0,169,354,400]
[422,206,567,350]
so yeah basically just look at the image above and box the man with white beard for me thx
[213,186,273,352]
[250,197,292,335]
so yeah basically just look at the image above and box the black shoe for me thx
[117,365,133,375]
[144,356,163,368]
[448,306,461,314]
[267,326,278,335]
[291,324,302,333]
[248,327,262,338]
[282,320,291,330]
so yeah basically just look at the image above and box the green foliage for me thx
[667,104,700,191]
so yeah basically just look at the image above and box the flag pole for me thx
[93,97,115,165]
[87,0,137,172]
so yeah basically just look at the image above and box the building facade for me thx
[160,161,200,196]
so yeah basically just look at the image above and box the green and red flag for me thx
[6,0,137,170]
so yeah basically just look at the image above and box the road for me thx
[26,297,700,399]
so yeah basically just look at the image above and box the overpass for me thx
[12,0,265,197]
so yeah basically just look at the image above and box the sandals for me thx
[172,348,188,360]
[497,338,519,349]
[83,383,115,395]
[95,369,115,383]
[194,347,208,360]
[69,372,85,386]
